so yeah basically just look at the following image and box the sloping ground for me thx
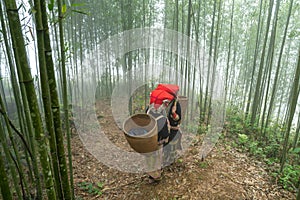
[72,99,296,200]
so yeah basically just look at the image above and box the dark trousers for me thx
[163,130,182,166]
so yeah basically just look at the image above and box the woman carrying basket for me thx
[145,84,182,183]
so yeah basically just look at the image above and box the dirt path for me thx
[72,99,296,200]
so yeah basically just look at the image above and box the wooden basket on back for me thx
[177,96,188,121]
[123,113,158,153]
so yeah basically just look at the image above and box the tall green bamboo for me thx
[250,0,274,125]
[260,0,280,138]
[224,0,234,112]
[185,0,192,121]
[42,0,74,198]
[207,0,222,124]
[203,0,217,123]
[180,0,185,92]
[199,0,207,122]
[189,0,202,121]
[33,0,64,198]
[56,0,74,198]
[120,0,134,114]
[245,0,263,118]
[175,0,179,83]
[3,0,56,198]
[265,0,294,130]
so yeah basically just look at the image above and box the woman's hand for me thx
[172,101,177,114]
[171,105,176,114]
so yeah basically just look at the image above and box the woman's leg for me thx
[163,130,182,166]
[146,145,163,181]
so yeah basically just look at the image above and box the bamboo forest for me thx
[0,0,300,199]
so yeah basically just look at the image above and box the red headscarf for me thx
[156,84,179,96]
[149,84,179,108]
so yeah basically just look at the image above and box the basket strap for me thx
[155,115,164,121]
[155,115,171,133]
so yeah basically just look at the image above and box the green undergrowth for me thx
[77,181,103,196]
[224,106,300,192]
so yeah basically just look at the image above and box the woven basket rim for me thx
[123,113,157,138]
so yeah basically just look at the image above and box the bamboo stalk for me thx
[32,0,64,198]
[55,0,74,198]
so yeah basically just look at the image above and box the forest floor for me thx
[72,98,296,200]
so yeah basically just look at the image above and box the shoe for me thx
[148,176,161,184]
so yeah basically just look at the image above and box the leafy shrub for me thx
[238,134,248,145]
[224,106,300,191]
[278,164,300,190]
[78,181,103,196]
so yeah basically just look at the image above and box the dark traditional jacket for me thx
[146,107,169,142]
[167,100,181,142]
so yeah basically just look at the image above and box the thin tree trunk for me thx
[199,0,207,123]
[245,0,263,118]
[175,0,179,83]
[190,0,201,121]
[56,0,74,198]
[224,0,234,114]
[180,0,185,92]
[185,0,192,121]
[207,0,222,124]
[251,0,274,125]
[265,0,293,129]
[260,0,280,138]
[204,0,217,124]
